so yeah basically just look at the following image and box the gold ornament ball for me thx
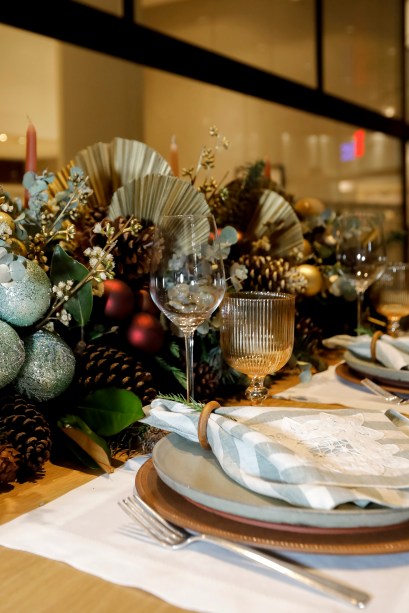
[303,239,313,257]
[8,237,27,256]
[0,211,15,233]
[297,264,323,296]
[294,197,325,218]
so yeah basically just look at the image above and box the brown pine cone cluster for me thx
[194,362,220,402]
[0,393,52,482]
[238,254,305,294]
[87,216,156,283]
[75,342,157,405]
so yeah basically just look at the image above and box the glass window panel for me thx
[324,0,402,117]
[137,0,316,86]
[143,66,403,260]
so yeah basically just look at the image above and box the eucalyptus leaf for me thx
[58,414,113,473]
[76,388,144,437]
[219,225,238,245]
[50,245,93,325]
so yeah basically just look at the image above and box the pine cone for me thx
[0,443,19,484]
[73,203,109,259]
[194,362,220,402]
[90,217,156,282]
[238,254,305,294]
[75,342,157,405]
[0,394,52,478]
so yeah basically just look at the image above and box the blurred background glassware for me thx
[150,214,226,401]
[220,291,295,405]
[370,262,409,337]
[335,211,387,334]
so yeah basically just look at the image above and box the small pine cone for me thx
[0,443,19,484]
[0,394,52,476]
[93,217,156,282]
[75,342,157,405]
[74,204,110,258]
[295,311,322,354]
[194,362,220,402]
[238,254,305,294]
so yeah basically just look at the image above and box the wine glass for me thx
[150,214,226,401]
[220,291,295,405]
[335,211,387,334]
[370,262,409,336]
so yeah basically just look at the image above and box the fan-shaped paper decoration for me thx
[245,189,304,257]
[50,137,172,211]
[111,137,172,192]
[109,174,210,226]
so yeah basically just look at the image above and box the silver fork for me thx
[118,494,370,610]
[361,378,409,405]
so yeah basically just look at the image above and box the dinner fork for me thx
[361,378,409,406]
[118,494,370,610]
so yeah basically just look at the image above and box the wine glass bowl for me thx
[335,211,387,333]
[220,291,295,405]
[150,214,226,400]
[370,262,409,336]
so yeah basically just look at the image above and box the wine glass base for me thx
[245,385,269,405]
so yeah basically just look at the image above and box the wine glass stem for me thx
[184,331,195,401]
[357,290,364,332]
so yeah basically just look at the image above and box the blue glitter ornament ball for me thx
[0,259,51,327]
[0,320,25,388]
[14,330,76,401]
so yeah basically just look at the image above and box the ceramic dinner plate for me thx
[343,350,409,389]
[152,432,409,529]
[335,362,409,397]
[136,457,409,555]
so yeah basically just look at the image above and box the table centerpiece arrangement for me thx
[0,127,401,486]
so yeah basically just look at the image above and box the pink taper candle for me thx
[24,120,37,207]
[169,135,179,177]
[264,158,271,179]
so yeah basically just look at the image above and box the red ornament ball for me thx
[103,279,135,320]
[127,312,164,354]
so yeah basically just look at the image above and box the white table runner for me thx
[1,456,409,612]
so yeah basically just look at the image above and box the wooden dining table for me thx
[0,350,347,613]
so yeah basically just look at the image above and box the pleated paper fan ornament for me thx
[50,137,172,211]
[245,189,304,257]
[109,174,210,226]
[110,137,172,192]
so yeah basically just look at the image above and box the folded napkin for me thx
[142,399,409,510]
[323,334,409,370]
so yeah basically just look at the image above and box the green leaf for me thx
[76,388,144,437]
[50,245,93,325]
[58,414,113,473]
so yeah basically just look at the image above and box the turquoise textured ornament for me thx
[14,330,76,401]
[0,320,25,388]
[0,259,51,327]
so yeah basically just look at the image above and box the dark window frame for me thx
[1,0,407,242]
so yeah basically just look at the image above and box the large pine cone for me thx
[0,394,52,478]
[0,443,19,484]
[238,254,305,294]
[75,342,157,405]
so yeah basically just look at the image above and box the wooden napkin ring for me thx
[198,400,221,449]
[370,330,383,362]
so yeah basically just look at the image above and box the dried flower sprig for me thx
[181,126,230,194]
[33,216,142,331]
[21,167,93,269]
